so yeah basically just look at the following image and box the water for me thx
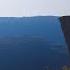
[0,16,70,70]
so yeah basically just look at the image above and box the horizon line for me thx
[0,15,69,18]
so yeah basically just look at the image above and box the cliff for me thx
[60,16,70,52]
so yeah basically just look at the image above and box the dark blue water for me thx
[0,16,70,70]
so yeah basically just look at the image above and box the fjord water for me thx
[0,16,70,70]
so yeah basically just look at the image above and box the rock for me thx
[59,16,70,52]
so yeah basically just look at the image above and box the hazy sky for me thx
[0,0,70,17]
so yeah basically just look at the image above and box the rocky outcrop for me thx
[60,16,70,52]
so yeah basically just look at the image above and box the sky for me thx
[0,0,70,17]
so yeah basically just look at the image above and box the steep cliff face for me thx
[60,16,70,52]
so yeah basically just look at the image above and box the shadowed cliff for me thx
[60,16,70,52]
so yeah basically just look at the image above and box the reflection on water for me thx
[0,37,70,70]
